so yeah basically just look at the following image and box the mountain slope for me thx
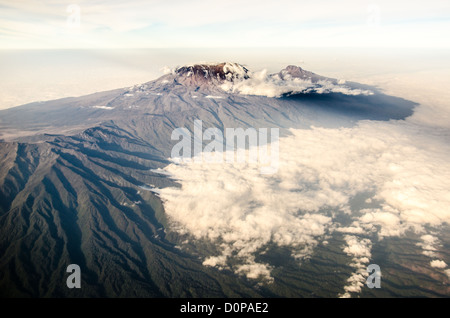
[0,63,418,297]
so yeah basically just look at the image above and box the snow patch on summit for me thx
[92,105,114,110]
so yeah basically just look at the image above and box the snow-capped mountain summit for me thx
[176,62,249,81]
[165,62,250,90]
[277,65,332,83]
[148,62,350,96]
[167,63,329,89]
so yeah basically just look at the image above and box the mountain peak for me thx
[278,65,328,83]
[171,62,249,89]
[176,62,249,80]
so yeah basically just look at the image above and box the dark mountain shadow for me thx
[283,89,418,123]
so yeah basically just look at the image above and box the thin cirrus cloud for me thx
[0,0,449,48]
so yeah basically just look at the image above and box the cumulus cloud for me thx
[220,69,372,98]
[430,260,447,269]
[153,113,450,287]
[445,270,450,279]
[417,234,440,257]
[339,235,372,298]
[154,154,333,281]
[343,236,372,258]
[236,263,274,282]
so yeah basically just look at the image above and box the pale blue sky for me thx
[1,0,449,48]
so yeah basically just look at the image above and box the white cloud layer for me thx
[155,155,333,280]
[430,260,447,269]
[220,69,372,98]
[340,235,372,298]
[445,270,450,279]
[154,115,450,284]
[417,234,440,257]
